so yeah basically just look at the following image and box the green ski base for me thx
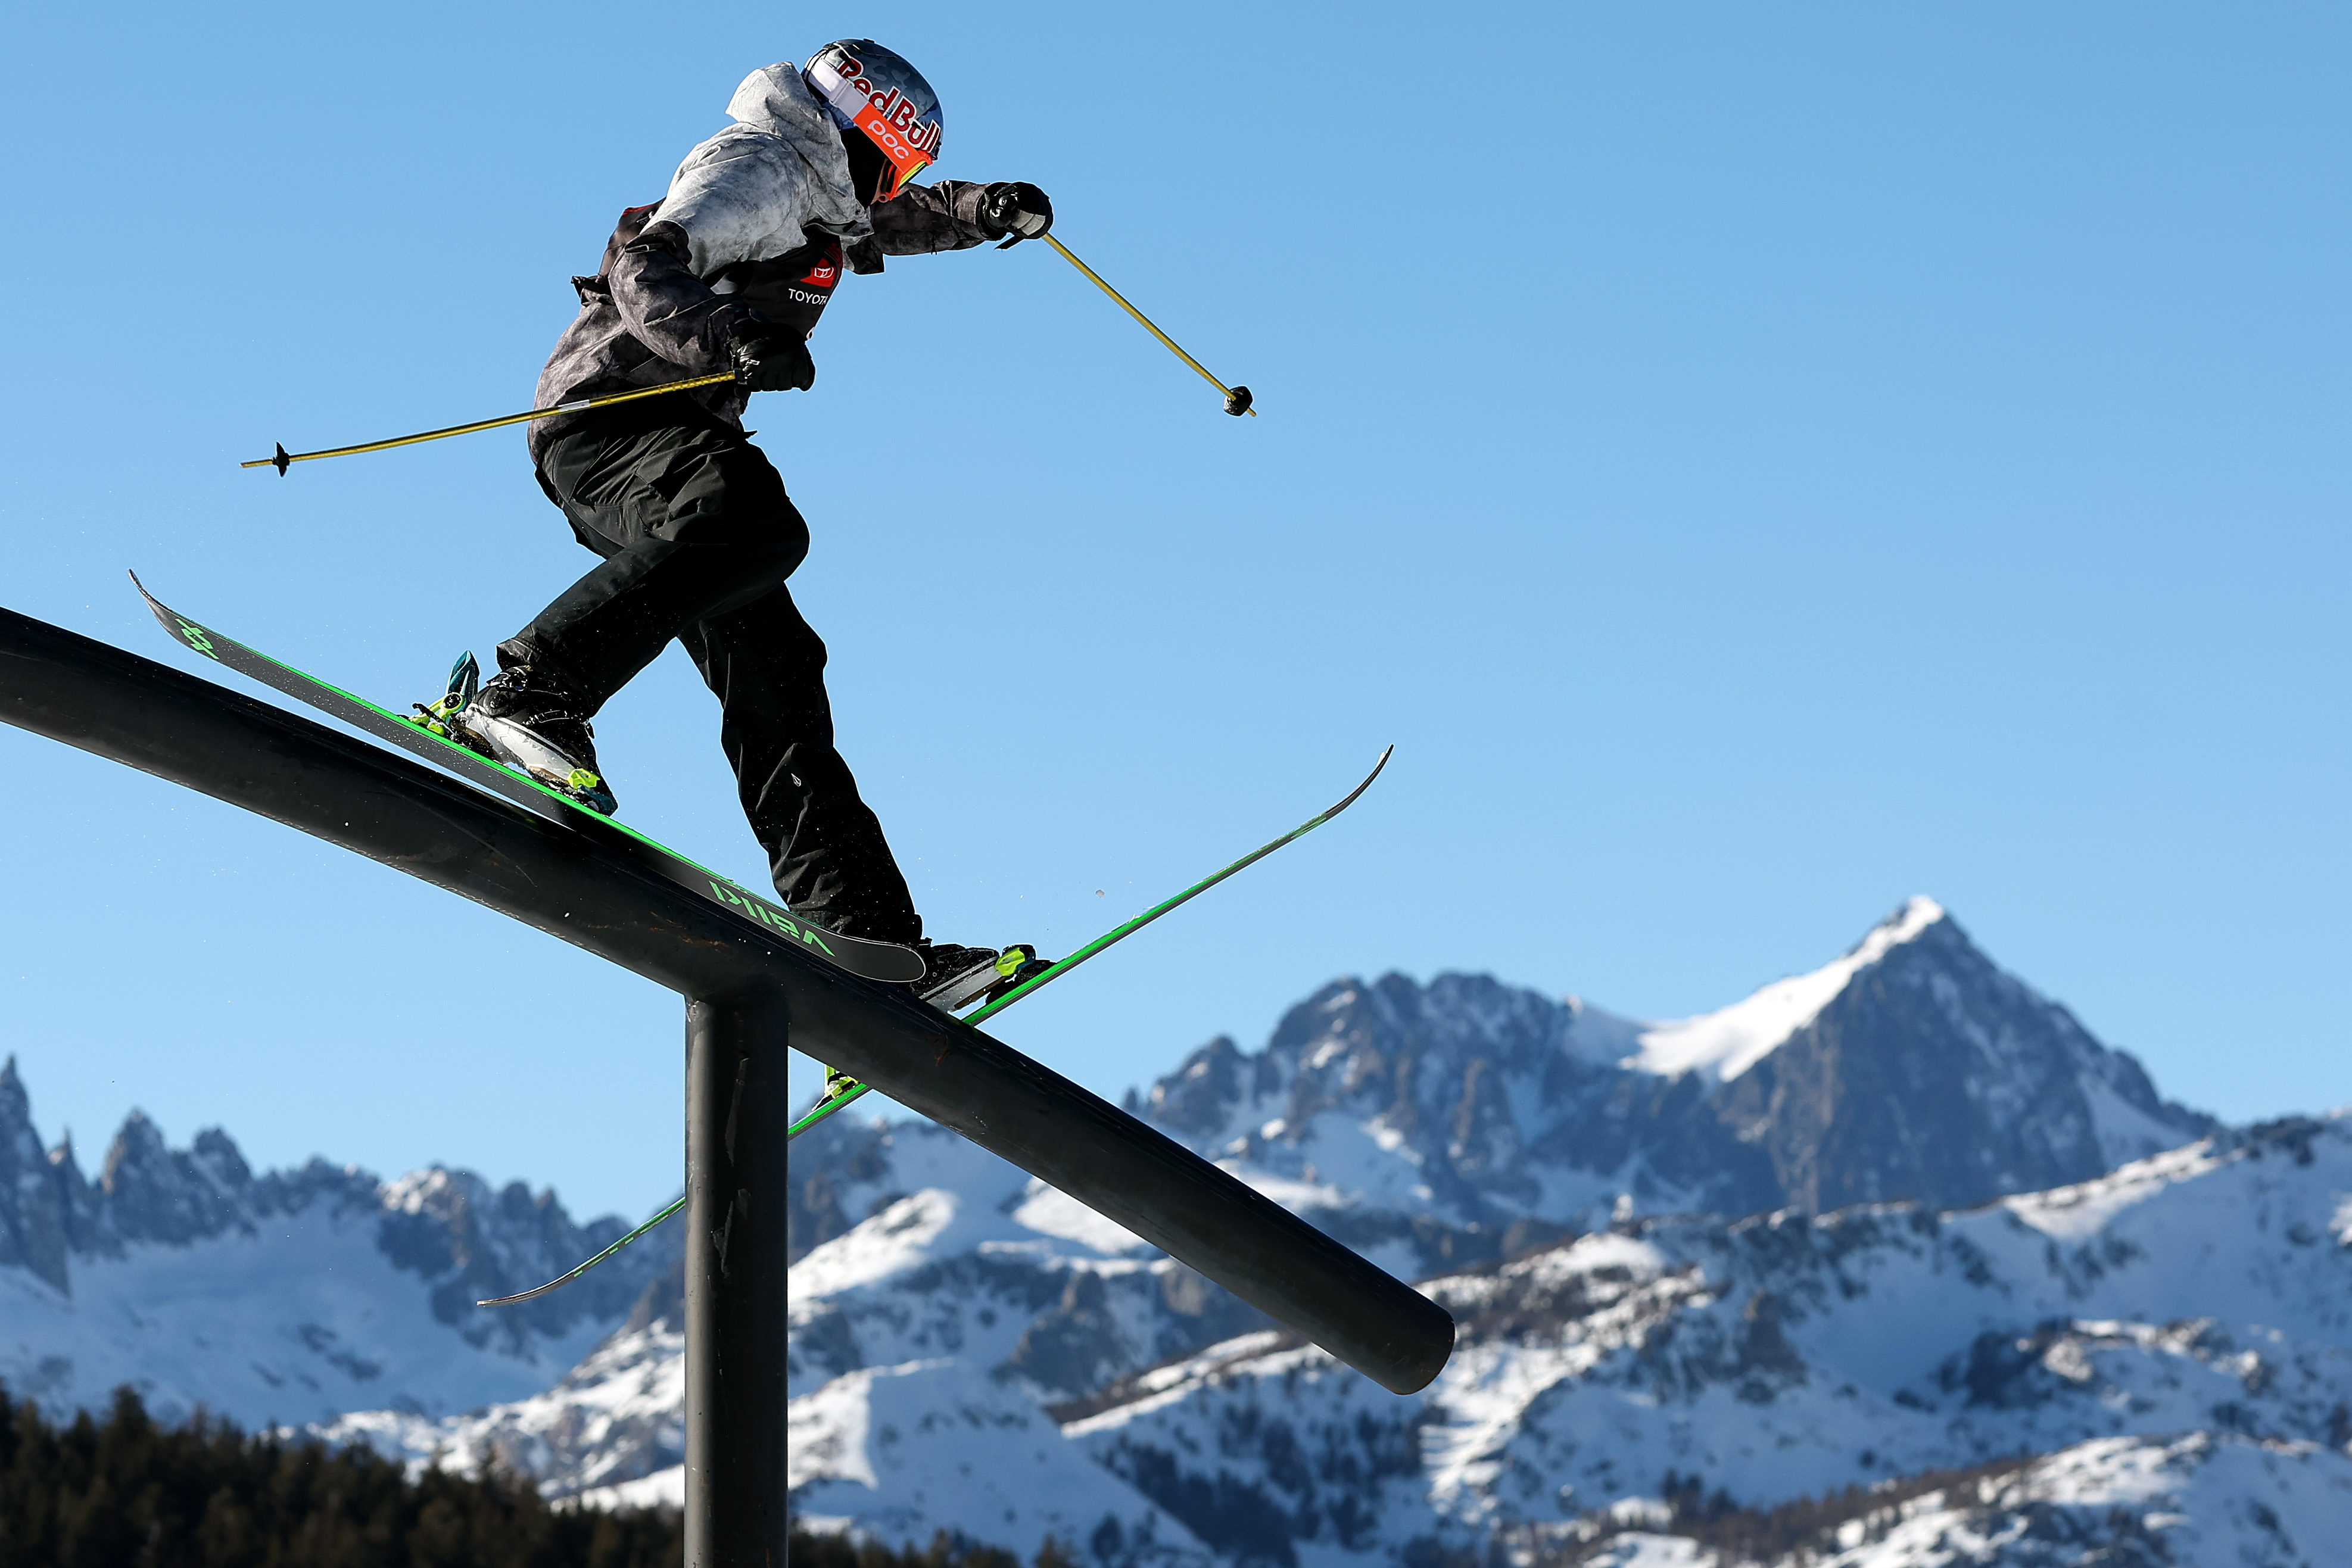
[478,746,1394,1307]
[130,574,923,985]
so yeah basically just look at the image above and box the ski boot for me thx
[981,944,1055,1005]
[410,653,617,816]
[813,946,1055,1108]
[911,941,1053,1013]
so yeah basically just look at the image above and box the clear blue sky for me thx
[2,3,2345,1223]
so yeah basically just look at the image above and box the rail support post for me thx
[684,987,795,1566]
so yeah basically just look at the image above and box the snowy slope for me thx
[0,1191,618,1429]
[395,1111,2352,1564]
[1792,1433,2350,1567]
[339,1116,1264,1549]
[324,1263,688,1496]
[1580,1433,2352,1567]
[0,1059,674,1428]
[1049,1115,2352,1566]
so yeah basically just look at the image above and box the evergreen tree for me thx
[0,1385,1064,1568]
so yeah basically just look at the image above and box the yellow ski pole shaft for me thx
[1041,233,1256,417]
[239,370,740,475]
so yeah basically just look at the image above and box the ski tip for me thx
[1325,746,1393,819]
[475,1282,564,1308]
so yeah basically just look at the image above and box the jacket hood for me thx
[727,63,830,141]
[654,63,869,275]
[720,63,866,242]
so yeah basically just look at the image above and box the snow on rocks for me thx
[319,1267,686,1495]
[1056,1115,2352,1564]
[1787,1433,2352,1567]
[0,1056,669,1430]
[792,1357,1213,1567]
[360,1110,2352,1564]
[1626,896,1949,1084]
[1118,902,2214,1259]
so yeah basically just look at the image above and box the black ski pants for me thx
[509,409,921,943]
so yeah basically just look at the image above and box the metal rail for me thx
[0,604,1456,1403]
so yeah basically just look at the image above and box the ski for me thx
[129,573,924,985]
[476,746,1393,1308]
[789,745,1391,1138]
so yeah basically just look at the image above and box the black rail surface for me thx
[0,604,1456,1396]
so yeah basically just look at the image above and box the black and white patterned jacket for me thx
[528,63,1000,462]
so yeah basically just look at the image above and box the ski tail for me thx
[475,1195,684,1307]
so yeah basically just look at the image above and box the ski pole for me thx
[1041,234,1256,417]
[238,370,738,475]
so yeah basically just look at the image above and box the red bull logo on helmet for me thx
[805,43,942,196]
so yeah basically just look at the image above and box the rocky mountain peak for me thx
[1711,902,2207,1211]
[98,1110,252,1249]
[365,1007,2334,1564]
[0,1059,677,1410]
[1124,900,2211,1267]
[0,1054,75,1294]
[376,1165,663,1349]
[0,1055,29,1124]
[1624,895,1949,1084]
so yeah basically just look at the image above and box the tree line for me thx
[0,1383,1065,1568]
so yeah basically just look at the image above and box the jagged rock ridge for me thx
[1119,899,2211,1277]
[0,1058,675,1427]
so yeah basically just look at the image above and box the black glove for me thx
[728,319,815,392]
[980,182,1054,248]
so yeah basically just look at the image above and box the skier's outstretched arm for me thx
[865,179,1053,258]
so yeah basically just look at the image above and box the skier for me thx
[441,41,1054,1024]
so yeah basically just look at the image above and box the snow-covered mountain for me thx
[0,1058,675,1429]
[310,895,2352,1568]
[1054,1114,2352,1565]
[350,1111,2352,1565]
[1122,898,2211,1281]
[17,896,2333,1563]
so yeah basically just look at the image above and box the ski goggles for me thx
[805,53,941,202]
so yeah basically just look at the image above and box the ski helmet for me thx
[803,40,943,201]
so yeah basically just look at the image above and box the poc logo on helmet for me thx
[804,39,945,193]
